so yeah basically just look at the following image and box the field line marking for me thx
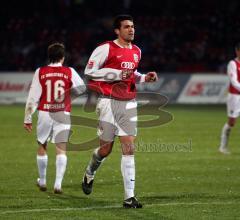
[0,201,239,215]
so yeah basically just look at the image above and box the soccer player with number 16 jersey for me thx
[24,43,86,193]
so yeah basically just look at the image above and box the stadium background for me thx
[1,0,240,72]
[1,0,240,219]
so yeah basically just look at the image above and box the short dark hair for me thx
[113,14,133,29]
[235,42,240,50]
[48,43,65,63]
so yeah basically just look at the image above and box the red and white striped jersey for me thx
[228,58,240,94]
[24,63,86,123]
[85,40,145,100]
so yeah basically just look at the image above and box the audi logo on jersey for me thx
[121,62,135,69]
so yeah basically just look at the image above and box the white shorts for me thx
[96,98,137,141]
[227,93,240,118]
[37,111,71,144]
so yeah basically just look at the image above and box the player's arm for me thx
[24,69,42,132]
[70,68,87,96]
[134,71,146,83]
[228,61,240,91]
[84,44,123,81]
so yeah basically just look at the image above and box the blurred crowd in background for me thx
[0,0,240,73]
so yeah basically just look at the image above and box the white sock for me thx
[54,154,67,190]
[37,155,48,186]
[220,123,231,148]
[121,155,135,200]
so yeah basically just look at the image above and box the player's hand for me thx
[24,123,32,133]
[121,69,133,80]
[145,72,158,82]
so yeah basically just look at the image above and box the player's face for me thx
[117,20,135,42]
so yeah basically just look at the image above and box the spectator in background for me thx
[0,0,238,73]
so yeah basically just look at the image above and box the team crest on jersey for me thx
[133,54,139,63]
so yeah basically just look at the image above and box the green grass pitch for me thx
[1,104,240,219]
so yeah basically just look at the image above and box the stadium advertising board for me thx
[0,73,229,104]
[136,74,190,103]
[0,73,33,103]
[177,74,228,104]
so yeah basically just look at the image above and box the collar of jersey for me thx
[48,63,62,67]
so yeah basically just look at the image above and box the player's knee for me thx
[98,144,113,157]
[121,143,135,155]
[37,145,47,155]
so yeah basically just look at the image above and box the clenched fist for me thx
[145,72,158,82]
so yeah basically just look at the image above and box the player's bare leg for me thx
[54,142,67,194]
[36,142,48,191]
[82,139,113,195]
[120,136,142,208]
[219,117,236,154]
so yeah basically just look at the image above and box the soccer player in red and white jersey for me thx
[81,15,158,208]
[24,43,86,193]
[219,43,240,154]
